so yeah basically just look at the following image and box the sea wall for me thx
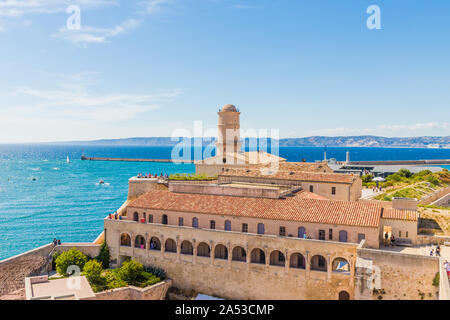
[357,247,439,300]
[417,235,450,246]
[83,279,172,300]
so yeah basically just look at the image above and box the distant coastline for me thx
[32,135,450,149]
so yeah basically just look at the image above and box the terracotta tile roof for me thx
[382,208,418,221]
[251,162,333,173]
[295,190,330,200]
[129,189,381,228]
[220,168,358,184]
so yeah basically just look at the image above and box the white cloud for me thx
[138,0,171,14]
[52,18,141,44]
[308,122,450,136]
[0,72,183,142]
[0,0,118,18]
[232,4,256,9]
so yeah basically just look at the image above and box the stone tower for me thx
[216,104,241,159]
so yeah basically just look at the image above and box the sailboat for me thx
[66,156,70,163]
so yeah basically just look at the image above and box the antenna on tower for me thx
[324,145,327,161]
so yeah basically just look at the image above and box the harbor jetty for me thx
[81,156,193,164]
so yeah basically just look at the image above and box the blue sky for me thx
[0,0,449,143]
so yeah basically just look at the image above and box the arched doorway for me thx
[250,248,265,264]
[339,291,350,300]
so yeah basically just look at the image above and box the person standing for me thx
[436,245,441,257]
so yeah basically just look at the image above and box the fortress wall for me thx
[106,220,358,300]
[54,243,101,258]
[0,243,54,296]
[357,247,439,300]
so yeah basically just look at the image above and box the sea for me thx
[0,144,449,260]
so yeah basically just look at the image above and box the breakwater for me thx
[344,159,450,165]
[81,156,193,164]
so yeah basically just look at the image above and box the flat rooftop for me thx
[25,275,95,300]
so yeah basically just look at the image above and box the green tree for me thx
[117,260,144,285]
[83,259,103,284]
[361,174,373,183]
[55,248,88,277]
[95,241,110,269]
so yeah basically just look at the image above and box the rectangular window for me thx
[399,231,402,237]
[279,226,286,237]
[210,220,216,229]
[242,223,248,233]
[406,231,409,238]
[149,214,153,223]
[358,233,366,243]
[309,185,314,192]
[319,230,325,240]
[178,217,184,226]
[329,229,333,240]
[331,187,336,195]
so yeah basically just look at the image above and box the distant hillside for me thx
[55,135,450,148]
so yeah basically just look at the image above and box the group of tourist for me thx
[52,238,61,246]
[108,212,122,220]
[430,245,442,257]
[384,233,396,246]
[136,173,169,179]
[444,260,450,281]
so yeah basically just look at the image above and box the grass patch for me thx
[169,173,217,181]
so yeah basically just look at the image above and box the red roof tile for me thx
[382,208,418,221]
[129,189,382,228]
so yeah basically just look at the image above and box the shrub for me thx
[144,266,166,280]
[55,248,87,277]
[426,175,440,186]
[140,271,161,287]
[432,272,440,286]
[397,169,413,178]
[95,241,110,269]
[117,260,144,285]
[83,259,103,284]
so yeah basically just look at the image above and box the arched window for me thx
[197,242,211,257]
[214,244,228,260]
[298,227,306,238]
[232,246,246,262]
[133,212,139,222]
[269,250,285,267]
[332,257,350,273]
[120,233,131,247]
[310,255,327,272]
[250,248,266,264]
[224,220,231,231]
[289,253,305,269]
[162,214,168,225]
[339,230,348,243]
[149,237,161,251]
[257,223,265,235]
[165,238,177,253]
[135,235,146,249]
[181,240,193,255]
[192,217,199,228]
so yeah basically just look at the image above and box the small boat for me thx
[99,179,105,185]
[66,156,70,163]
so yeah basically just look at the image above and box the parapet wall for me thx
[169,182,283,199]
[84,279,172,300]
[357,247,439,300]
